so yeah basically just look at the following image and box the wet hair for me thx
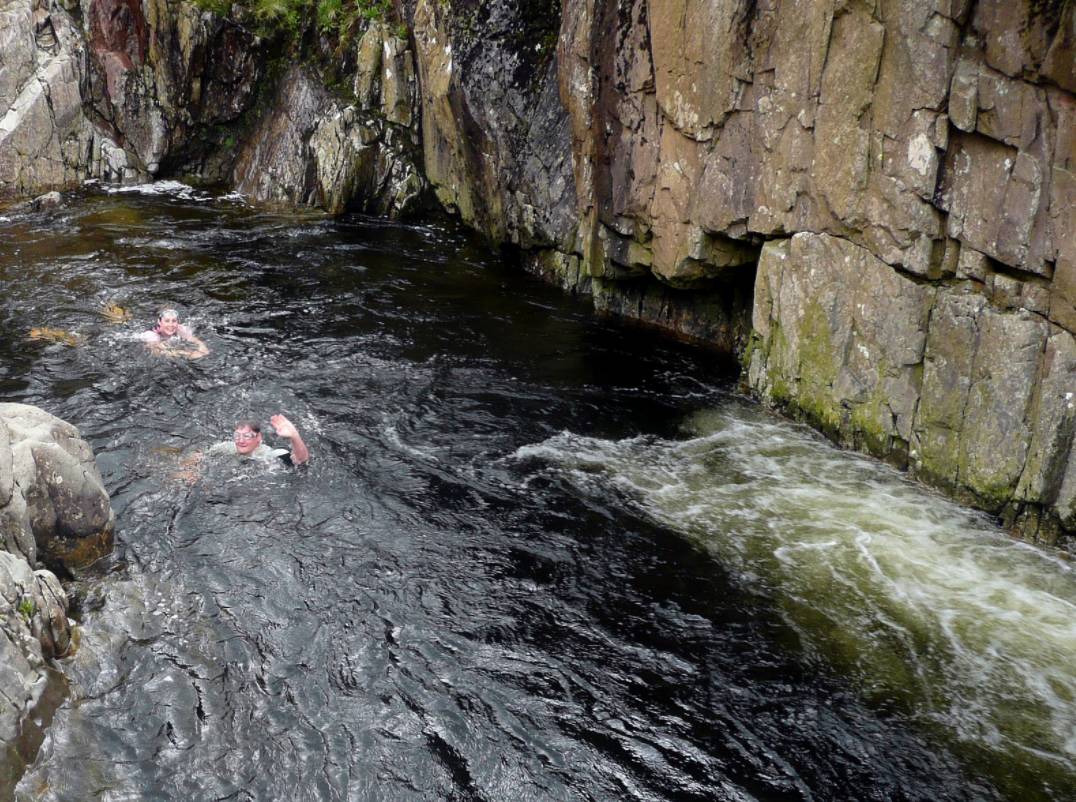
[153,307,181,336]
[235,420,261,434]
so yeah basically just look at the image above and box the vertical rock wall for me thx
[740,1,1075,546]
[0,0,132,195]
[0,0,262,199]
[232,21,427,217]
[85,0,263,178]
[408,0,755,346]
[405,0,1075,546]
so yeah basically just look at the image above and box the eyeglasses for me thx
[233,431,259,442]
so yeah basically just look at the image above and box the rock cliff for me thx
[0,0,262,194]
[0,0,129,192]
[231,21,427,218]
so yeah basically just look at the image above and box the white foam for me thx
[512,405,1076,773]
[103,180,215,202]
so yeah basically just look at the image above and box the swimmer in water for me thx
[216,416,310,466]
[173,414,310,483]
[140,307,209,359]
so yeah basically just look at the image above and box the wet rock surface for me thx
[233,35,426,219]
[0,403,113,771]
[749,231,1076,548]
[0,403,114,571]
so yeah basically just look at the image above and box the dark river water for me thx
[1,184,1073,801]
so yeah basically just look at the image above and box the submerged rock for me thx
[28,191,63,210]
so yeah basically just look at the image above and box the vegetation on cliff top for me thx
[194,0,397,41]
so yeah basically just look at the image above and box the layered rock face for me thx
[233,22,427,217]
[0,0,261,199]
[736,1,1075,546]
[0,404,114,751]
[0,0,130,194]
[85,0,263,179]
[749,233,1076,544]
[405,0,1075,546]
[408,0,755,344]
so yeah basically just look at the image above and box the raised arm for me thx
[270,414,310,465]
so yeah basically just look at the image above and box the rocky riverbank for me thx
[1,0,1073,547]
[0,403,113,768]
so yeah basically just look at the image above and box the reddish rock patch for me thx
[88,0,148,70]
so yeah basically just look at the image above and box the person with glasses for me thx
[174,414,310,482]
[221,415,310,465]
[140,307,209,360]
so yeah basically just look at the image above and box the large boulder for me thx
[0,403,110,761]
[0,404,113,571]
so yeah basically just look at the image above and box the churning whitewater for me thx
[514,403,1076,793]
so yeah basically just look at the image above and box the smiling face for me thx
[233,424,262,455]
[157,309,180,337]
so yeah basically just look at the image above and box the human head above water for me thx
[155,307,182,337]
[233,420,263,455]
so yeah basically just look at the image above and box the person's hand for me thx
[270,414,299,439]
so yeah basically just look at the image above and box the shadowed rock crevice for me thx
[231,17,429,218]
